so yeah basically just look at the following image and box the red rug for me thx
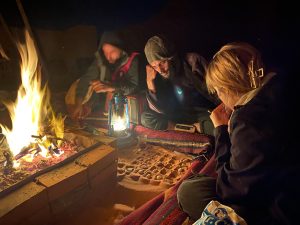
[118,154,216,225]
[133,125,214,155]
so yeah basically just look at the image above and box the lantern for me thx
[108,92,130,137]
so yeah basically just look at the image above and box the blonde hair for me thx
[206,42,264,95]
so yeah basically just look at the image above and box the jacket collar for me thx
[234,72,276,107]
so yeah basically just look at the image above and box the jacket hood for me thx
[98,31,124,51]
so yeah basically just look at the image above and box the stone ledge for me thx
[0,140,117,225]
[76,144,117,179]
[0,182,49,225]
[89,161,117,191]
[36,163,88,202]
[50,182,90,216]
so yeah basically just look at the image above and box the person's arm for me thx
[215,110,276,203]
[76,59,99,99]
[145,64,157,93]
[70,96,92,120]
[69,58,99,120]
[90,80,115,93]
[210,103,232,169]
[214,125,232,173]
[144,64,167,114]
[146,89,164,114]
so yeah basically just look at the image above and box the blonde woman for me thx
[177,42,297,224]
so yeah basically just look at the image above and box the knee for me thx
[177,180,203,220]
[201,120,215,136]
[141,111,151,128]
[141,111,158,129]
[177,175,217,221]
[177,180,192,209]
[141,110,168,130]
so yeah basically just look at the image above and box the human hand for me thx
[146,65,157,92]
[71,104,91,120]
[210,103,232,128]
[71,104,82,120]
[193,122,201,133]
[90,80,115,93]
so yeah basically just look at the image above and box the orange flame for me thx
[0,30,64,158]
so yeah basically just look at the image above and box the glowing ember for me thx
[0,30,65,166]
[0,139,83,194]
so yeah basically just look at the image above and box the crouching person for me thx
[141,35,218,135]
[177,42,298,225]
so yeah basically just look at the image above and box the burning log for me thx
[78,117,108,121]
[3,151,13,167]
[1,133,66,164]
[47,142,61,155]
[33,135,64,154]
[14,145,39,161]
[1,151,14,175]
[31,134,65,143]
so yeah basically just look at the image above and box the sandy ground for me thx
[54,144,193,225]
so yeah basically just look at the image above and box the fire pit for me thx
[0,31,118,225]
[0,132,100,197]
[0,130,117,225]
[0,28,206,225]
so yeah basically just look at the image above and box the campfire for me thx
[0,30,92,195]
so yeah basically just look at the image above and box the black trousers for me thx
[177,174,217,221]
[177,175,289,225]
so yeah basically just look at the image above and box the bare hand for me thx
[90,80,115,93]
[193,122,201,133]
[210,103,232,128]
[71,104,91,120]
[146,65,157,92]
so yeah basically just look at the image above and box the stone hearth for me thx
[0,125,195,225]
[0,130,117,225]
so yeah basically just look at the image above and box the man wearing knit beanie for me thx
[144,35,175,71]
[141,35,218,135]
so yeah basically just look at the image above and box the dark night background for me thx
[0,0,299,90]
[0,1,299,223]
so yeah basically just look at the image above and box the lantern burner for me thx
[108,92,130,137]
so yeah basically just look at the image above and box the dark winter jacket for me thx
[214,74,299,225]
[76,31,146,99]
[146,53,218,115]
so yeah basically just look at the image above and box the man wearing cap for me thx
[141,35,218,135]
[65,31,146,120]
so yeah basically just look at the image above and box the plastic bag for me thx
[193,200,247,225]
